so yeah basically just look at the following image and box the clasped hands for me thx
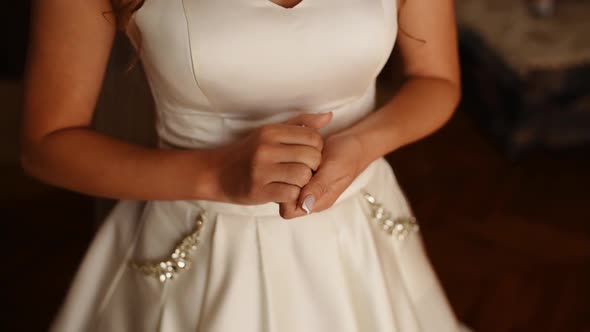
[216,112,366,219]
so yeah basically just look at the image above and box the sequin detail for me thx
[363,191,419,240]
[130,212,207,283]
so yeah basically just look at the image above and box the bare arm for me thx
[21,0,222,200]
[297,0,461,213]
[21,0,330,210]
[336,0,461,165]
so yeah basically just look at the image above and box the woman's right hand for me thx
[214,112,333,214]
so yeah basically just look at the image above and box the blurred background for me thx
[2,0,589,331]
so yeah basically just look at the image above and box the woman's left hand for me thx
[296,133,370,215]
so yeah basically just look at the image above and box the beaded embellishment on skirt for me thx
[130,190,418,283]
[362,191,419,240]
[130,212,207,283]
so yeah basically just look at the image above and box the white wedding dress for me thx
[51,0,460,331]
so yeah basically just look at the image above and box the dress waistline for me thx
[185,158,380,217]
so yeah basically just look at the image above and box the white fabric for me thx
[51,0,460,331]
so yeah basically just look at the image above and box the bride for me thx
[22,0,462,331]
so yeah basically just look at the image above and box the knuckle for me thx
[305,130,317,143]
[259,125,278,142]
[281,209,296,220]
[317,138,324,151]
[249,167,269,190]
[252,144,270,164]
[310,132,323,150]
[257,126,270,140]
[295,165,312,185]
[249,169,262,188]
[314,180,330,196]
[286,186,300,201]
[246,185,260,201]
[279,204,288,218]
[310,150,322,170]
[279,201,297,219]
[247,174,261,189]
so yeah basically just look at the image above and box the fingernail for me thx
[302,195,315,214]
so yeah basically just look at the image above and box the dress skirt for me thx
[50,158,459,332]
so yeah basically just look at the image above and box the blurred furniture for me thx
[456,0,590,156]
[527,0,556,17]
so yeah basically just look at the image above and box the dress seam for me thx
[255,220,273,332]
[326,203,363,331]
[180,0,219,111]
[195,211,217,331]
[357,193,402,331]
[94,201,151,322]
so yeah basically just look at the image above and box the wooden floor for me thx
[1,109,589,331]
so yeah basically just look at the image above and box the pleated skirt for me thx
[51,158,459,332]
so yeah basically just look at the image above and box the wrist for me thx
[353,132,380,172]
[327,131,375,174]
[188,148,226,201]
[331,128,382,170]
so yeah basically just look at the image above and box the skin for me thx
[271,0,302,8]
[297,0,461,216]
[21,0,460,219]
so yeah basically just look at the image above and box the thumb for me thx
[284,112,333,130]
[298,171,331,214]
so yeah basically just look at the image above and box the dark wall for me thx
[2,2,31,78]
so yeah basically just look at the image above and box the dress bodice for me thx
[51,4,463,331]
[132,0,398,148]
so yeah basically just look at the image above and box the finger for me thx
[279,201,307,220]
[265,163,313,188]
[262,182,300,203]
[260,125,324,150]
[283,112,333,130]
[298,167,337,214]
[266,144,322,171]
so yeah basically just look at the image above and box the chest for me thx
[135,0,398,114]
